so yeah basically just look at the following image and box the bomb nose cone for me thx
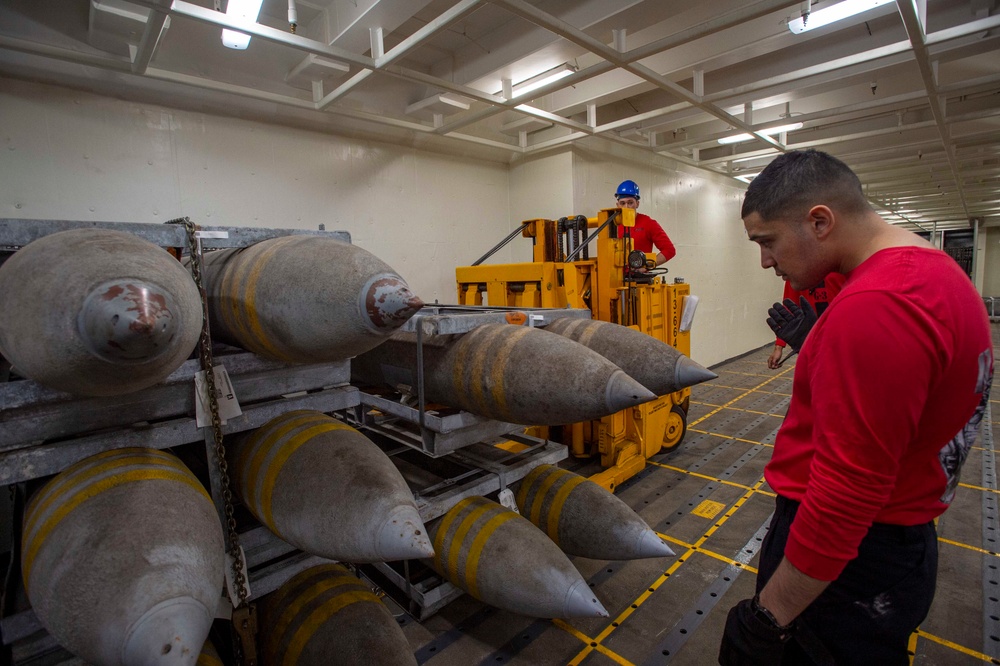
[377,505,435,561]
[634,530,676,558]
[79,279,181,363]
[563,580,609,618]
[122,597,212,665]
[674,355,718,389]
[364,274,424,331]
[606,370,656,412]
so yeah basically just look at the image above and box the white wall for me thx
[568,139,781,368]
[0,78,511,305]
[506,149,574,263]
[2,77,779,367]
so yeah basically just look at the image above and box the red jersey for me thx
[766,247,993,580]
[774,273,846,348]
[617,213,676,262]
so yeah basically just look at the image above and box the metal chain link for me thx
[167,218,249,608]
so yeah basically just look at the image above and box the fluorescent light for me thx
[509,64,576,98]
[222,0,264,50]
[718,122,803,145]
[788,0,893,34]
[736,172,761,183]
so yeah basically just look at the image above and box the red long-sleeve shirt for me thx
[617,213,676,262]
[766,246,993,580]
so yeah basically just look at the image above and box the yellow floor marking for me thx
[648,460,776,496]
[567,480,768,664]
[692,499,726,519]
[686,428,775,449]
[938,536,999,557]
[689,402,788,418]
[688,368,793,428]
[552,619,637,666]
[958,482,1000,495]
[913,628,996,662]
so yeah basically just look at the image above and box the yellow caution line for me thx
[913,628,996,662]
[689,369,793,428]
[687,428,775,449]
[715,370,784,379]
[656,533,760,574]
[648,460,776,496]
[958,482,1000,495]
[552,620,636,666]
[938,536,1000,557]
[694,383,792,396]
[689,402,788,419]
[568,481,767,664]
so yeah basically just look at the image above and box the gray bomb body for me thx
[22,448,224,665]
[515,464,674,560]
[0,229,202,396]
[424,496,608,618]
[259,563,417,666]
[229,410,433,562]
[199,235,422,363]
[351,324,654,425]
[542,317,717,396]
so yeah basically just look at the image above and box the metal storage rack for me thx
[0,219,572,662]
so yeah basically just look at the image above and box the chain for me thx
[167,218,253,621]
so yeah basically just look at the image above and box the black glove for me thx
[766,297,817,353]
[718,596,794,666]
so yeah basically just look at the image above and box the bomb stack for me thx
[0,225,429,665]
[0,222,717,665]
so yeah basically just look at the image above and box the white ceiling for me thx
[1,0,998,232]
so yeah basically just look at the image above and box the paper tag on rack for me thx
[224,545,251,602]
[498,488,519,514]
[194,365,242,427]
[195,230,229,239]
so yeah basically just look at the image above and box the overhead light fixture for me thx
[718,123,803,145]
[735,172,761,183]
[509,64,576,98]
[788,0,893,34]
[222,0,264,50]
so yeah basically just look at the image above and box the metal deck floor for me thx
[404,324,1000,666]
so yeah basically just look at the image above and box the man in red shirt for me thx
[720,150,993,665]
[613,180,676,267]
[767,273,845,369]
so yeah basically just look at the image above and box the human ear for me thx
[807,205,834,239]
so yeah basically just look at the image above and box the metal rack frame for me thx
[0,219,577,661]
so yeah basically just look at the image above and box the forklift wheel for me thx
[662,406,687,453]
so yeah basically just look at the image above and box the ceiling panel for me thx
[0,0,997,231]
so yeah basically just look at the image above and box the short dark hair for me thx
[741,149,871,221]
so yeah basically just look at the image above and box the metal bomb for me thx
[352,324,655,425]
[199,235,422,363]
[22,448,224,665]
[543,317,717,396]
[229,410,433,562]
[0,229,202,396]
[259,563,417,666]
[425,496,608,618]
[516,464,674,560]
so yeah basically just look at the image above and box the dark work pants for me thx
[757,495,939,666]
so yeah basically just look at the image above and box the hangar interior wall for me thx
[3,76,869,369]
[0,78,511,307]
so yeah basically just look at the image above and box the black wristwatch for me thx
[750,595,795,641]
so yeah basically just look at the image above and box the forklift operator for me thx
[614,180,676,268]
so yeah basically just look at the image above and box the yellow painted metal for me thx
[457,206,692,491]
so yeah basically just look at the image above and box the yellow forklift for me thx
[455,206,695,491]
